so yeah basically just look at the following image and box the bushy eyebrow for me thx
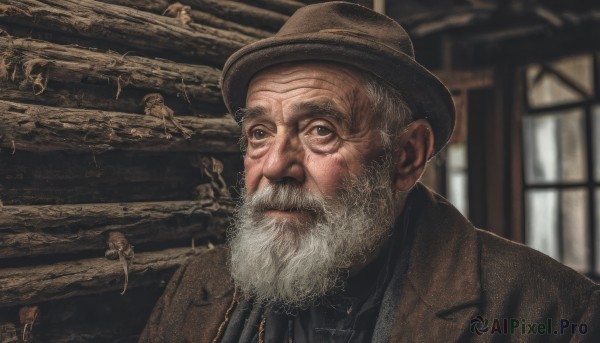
[237,106,267,125]
[292,100,351,129]
[237,100,352,130]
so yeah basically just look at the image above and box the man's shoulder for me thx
[177,245,232,298]
[138,246,233,343]
[475,228,599,307]
[184,245,230,277]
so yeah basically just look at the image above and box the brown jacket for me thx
[139,185,600,342]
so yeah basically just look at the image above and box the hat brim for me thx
[221,32,455,154]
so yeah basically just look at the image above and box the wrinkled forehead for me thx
[244,61,376,127]
[247,61,367,92]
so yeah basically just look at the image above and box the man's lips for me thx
[262,208,315,218]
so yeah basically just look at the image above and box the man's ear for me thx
[393,120,435,191]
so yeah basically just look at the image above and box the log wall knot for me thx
[22,59,50,95]
[193,156,230,201]
[105,231,134,295]
[18,305,39,342]
[164,3,193,27]
[142,92,192,139]
[203,156,230,198]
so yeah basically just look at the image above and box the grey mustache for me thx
[248,185,325,214]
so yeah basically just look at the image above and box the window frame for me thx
[522,52,600,276]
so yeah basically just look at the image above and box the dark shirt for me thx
[263,249,387,343]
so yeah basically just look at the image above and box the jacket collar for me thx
[406,183,481,315]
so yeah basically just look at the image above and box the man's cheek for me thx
[306,163,350,196]
[243,160,264,195]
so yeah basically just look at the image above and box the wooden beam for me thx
[509,67,524,243]
[457,25,548,45]
[0,101,240,153]
[0,246,210,307]
[467,87,492,228]
[433,69,494,91]
[542,64,593,99]
[0,200,233,259]
[0,0,255,65]
[484,66,509,237]
[467,66,523,240]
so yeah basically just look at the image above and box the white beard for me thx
[228,158,403,309]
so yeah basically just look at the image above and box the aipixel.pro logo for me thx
[469,316,588,336]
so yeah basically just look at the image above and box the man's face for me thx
[230,62,402,308]
[242,62,385,205]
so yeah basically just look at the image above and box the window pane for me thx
[446,144,468,216]
[523,115,557,183]
[561,189,589,273]
[559,110,587,182]
[523,109,587,184]
[525,189,559,260]
[594,106,600,182]
[527,54,594,108]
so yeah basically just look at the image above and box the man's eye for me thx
[251,129,267,140]
[314,126,333,137]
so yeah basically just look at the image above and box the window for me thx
[523,53,599,275]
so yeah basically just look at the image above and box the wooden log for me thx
[0,21,154,60]
[0,246,210,307]
[0,150,242,205]
[0,0,256,65]
[0,101,240,153]
[0,79,143,114]
[182,0,289,31]
[0,79,227,116]
[0,37,224,106]
[231,0,304,16]
[0,200,233,259]
[0,173,201,206]
[97,0,273,38]
[187,7,273,38]
[27,286,164,343]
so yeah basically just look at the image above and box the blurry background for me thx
[0,0,599,341]
[363,0,600,278]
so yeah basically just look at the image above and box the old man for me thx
[139,2,599,342]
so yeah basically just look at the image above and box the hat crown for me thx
[277,1,415,58]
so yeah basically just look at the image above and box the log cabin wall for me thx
[0,1,305,342]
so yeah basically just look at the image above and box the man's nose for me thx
[262,134,305,183]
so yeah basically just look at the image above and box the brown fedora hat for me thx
[221,1,455,154]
